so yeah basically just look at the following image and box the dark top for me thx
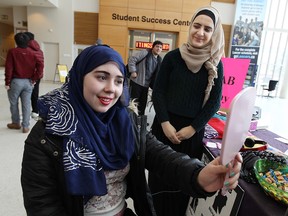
[21,112,214,216]
[152,48,223,132]
[27,39,44,79]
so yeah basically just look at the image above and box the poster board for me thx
[229,0,268,88]
[220,58,250,111]
[54,64,68,83]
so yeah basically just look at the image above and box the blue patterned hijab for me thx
[38,45,134,196]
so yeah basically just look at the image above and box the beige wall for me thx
[0,1,234,69]
[74,12,98,45]
[98,0,211,63]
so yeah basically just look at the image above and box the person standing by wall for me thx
[5,32,43,133]
[24,32,44,120]
[148,6,225,216]
[127,40,163,115]
[95,38,103,45]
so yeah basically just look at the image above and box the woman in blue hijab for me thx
[21,45,242,216]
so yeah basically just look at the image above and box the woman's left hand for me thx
[176,126,196,141]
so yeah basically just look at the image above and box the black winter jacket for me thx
[21,113,212,216]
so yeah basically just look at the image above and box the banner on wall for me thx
[220,58,251,110]
[230,0,267,87]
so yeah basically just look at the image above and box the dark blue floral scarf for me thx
[38,45,134,196]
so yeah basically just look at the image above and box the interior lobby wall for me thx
[98,0,213,63]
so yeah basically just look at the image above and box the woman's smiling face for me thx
[189,14,214,48]
[83,61,124,113]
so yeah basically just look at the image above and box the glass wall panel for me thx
[256,0,288,96]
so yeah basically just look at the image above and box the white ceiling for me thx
[0,0,57,8]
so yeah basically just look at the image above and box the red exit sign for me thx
[135,41,170,51]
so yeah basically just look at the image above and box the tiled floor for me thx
[0,81,62,216]
[0,80,287,216]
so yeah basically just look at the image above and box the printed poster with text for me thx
[230,0,267,86]
[221,58,251,110]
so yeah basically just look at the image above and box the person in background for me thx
[149,6,225,216]
[24,32,44,120]
[127,40,163,115]
[5,32,43,133]
[21,45,242,216]
[95,38,103,45]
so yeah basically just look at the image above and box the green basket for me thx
[254,159,288,206]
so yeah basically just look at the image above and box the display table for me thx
[204,129,287,215]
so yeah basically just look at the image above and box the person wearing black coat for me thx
[21,45,242,216]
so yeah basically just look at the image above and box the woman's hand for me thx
[130,72,137,78]
[176,126,196,141]
[197,153,243,193]
[161,121,181,144]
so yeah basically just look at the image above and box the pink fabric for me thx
[208,117,226,139]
